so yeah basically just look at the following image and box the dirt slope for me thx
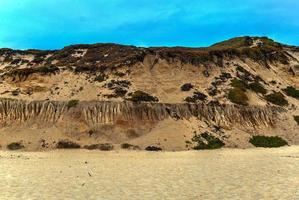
[0,36,298,150]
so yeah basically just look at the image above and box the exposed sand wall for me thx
[0,98,283,128]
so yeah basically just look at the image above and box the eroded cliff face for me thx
[0,98,282,128]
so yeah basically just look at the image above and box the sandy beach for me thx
[1,147,299,200]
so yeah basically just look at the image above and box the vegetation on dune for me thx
[145,146,162,151]
[210,36,288,65]
[128,91,159,102]
[229,76,266,105]
[192,132,225,150]
[185,91,207,103]
[228,88,248,105]
[248,82,267,94]
[249,136,288,148]
[84,143,114,151]
[265,92,288,106]
[231,78,248,91]
[283,86,299,99]
[56,140,81,149]
[211,36,282,51]
[7,65,59,79]
[181,83,194,91]
[7,142,24,150]
[67,100,79,109]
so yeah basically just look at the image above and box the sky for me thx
[0,0,298,50]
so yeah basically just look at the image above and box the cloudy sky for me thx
[0,0,298,49]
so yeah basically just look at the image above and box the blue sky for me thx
[0,0,298,49]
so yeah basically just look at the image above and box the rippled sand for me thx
[1,147,299,200]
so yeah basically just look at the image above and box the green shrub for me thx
[84,143,113,151]
[67,100,79,109]
[145,146,162,151]
[37,65,59,74]
[120,143,140,150]
[57,140,81,149]
[7,142,24,150]
[11,90,20,96]
[192,132,225,150]
[114,87,127,97]
[181,83,194,91]
[231,78,248,91]
[249,136,288,148]
[185,91,207,103]
[283,86,299,99]
[7,65,59,78]
[265,92,288,106]
[294,116,299,125]
[249,82,267,94]
[128,91,159,102]
[228,88,249,105]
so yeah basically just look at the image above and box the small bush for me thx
[105,80,131,89]
[37,66,59,74]
[84,143,113,151]
[294,116,299,125]
[145,146,162,151]
[192,132,225,150]
[128,91,159,102]
[67,100,79,109]
[94,74,107,82]
[265,92,288,106]
[7,142,24,150]
[228,88,248,105]
[249,82,267,94]
[231,78,248,91]
[114,87,127,97]
[56,140,80,149]
[185,91,207,103]
[283,86,299,99]
[11,90,20,96]
[181,83,193,91]
[249,136,288,148]
[121,143,133,149]
[121,143,140,150]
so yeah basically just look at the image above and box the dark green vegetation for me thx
[145,146,162,151]
[7,142,24,150]
[283,86,299,99]
[67,100,79,109]
[6,65,59,80]
[211,36,288,65]
[128,91,159,102]
[56,140,81,149]
[211,36,281,50]
[294,116,299,125]
[248,82,267,94]
[185,91,207,103]
[121,143,140,150]
[106,80,131,89]
[228,88,248,105]
[181,83,194,91]
[84,143,114,151]
[11,90,20,96]
[265,92,288,106]
[94,74,107,82]
[249,136,288,148]
[192,132,225,150]
[231,78,248,91]
[228,74,267,105]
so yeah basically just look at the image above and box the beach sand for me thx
[1,147,299,200]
